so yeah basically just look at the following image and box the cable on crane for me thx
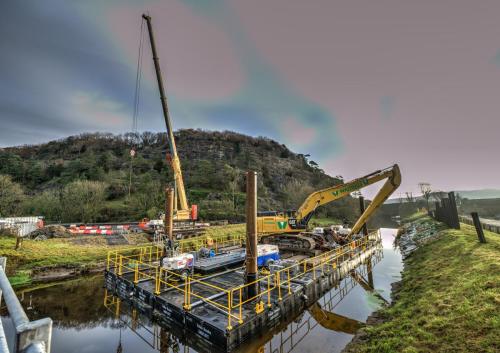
[128,17,146,197]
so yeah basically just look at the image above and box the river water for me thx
[1,228,402,353]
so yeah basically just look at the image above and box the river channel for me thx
[1,228,402,353]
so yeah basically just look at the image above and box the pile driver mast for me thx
[142,14,197,221]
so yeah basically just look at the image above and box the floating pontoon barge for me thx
[104,231,382,351]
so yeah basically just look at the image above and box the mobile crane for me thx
[258,164,401,250]
[143,14,197,221]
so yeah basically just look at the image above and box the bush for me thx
[0,174,25,217]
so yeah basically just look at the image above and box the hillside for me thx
[0,130,359,223]
[456,189,500,200]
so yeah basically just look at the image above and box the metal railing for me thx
[107,231,381,331]
[0,258,52,353]
[106,231,247,270]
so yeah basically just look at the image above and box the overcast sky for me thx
[1,0,499,197]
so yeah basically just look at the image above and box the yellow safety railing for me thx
[106,232,247,273]
[107,231,381,331]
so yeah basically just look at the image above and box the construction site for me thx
[0,13,404,353]
[2,4,498,353]
[100,14,402,353]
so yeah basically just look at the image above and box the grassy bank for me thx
[346,218,499,353]
[0,235,139,286]
[0,224,245,287]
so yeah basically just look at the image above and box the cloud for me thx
[493,49,500,67]
[380,96,395,120]
[0,0,136,146]
[70,91,129,128]
[174,0,342,159]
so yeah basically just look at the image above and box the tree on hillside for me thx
[281,179,315,210]
[0,153,24,181]
[223,164,242,210]
[25,190,63,222]
[61,180,107,223]
[129,177,164,219]
[418,182,432,211]
[0,175,25,217]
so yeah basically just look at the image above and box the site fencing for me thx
[432,191,460,229]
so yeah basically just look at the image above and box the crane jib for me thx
[332,178,369,197]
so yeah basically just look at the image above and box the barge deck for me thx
[104,231,382,351]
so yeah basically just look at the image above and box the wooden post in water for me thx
[471,212,487,243]
[359,196,369,236]
[245,171,258,299]
[165,187,174,241]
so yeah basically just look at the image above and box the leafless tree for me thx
[418,182,432,211]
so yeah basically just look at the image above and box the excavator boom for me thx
[258,164,401,241]
[350,165,401,235]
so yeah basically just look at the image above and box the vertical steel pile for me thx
[245,171,258,298]
[359,196,369,235]
[165,187,174,240]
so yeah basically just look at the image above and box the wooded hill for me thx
[0,130,359,223]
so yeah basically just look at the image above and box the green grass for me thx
[402,210,428,222]
[7,270,32,287]
[204,223,245,238]
[0,224,245,287]
[347,221,500,353]
[0,234,138,286]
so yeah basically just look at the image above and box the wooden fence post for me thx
[471,212,486,243]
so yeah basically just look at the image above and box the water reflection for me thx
[1,229,401,353]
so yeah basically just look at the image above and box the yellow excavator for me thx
[142,15,197,221]
[258,164,401,250]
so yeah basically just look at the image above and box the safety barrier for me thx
[0,258,52,353]
[107,231,380,331]
[106,231,247,272]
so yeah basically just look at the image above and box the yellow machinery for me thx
[258,164,401,250]
[143,15,197,221]
[308,302,362,334]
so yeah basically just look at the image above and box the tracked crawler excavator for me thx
[259,164,401,251]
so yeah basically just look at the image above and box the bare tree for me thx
[418,182,432,211]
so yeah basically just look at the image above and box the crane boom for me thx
[142,14,194,220]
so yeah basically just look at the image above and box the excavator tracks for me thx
[261,233,316,252]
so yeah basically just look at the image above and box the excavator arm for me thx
[295,164,401,231]
[257,164,401,237]
[349,164,401,235]
[308,302,363,334]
